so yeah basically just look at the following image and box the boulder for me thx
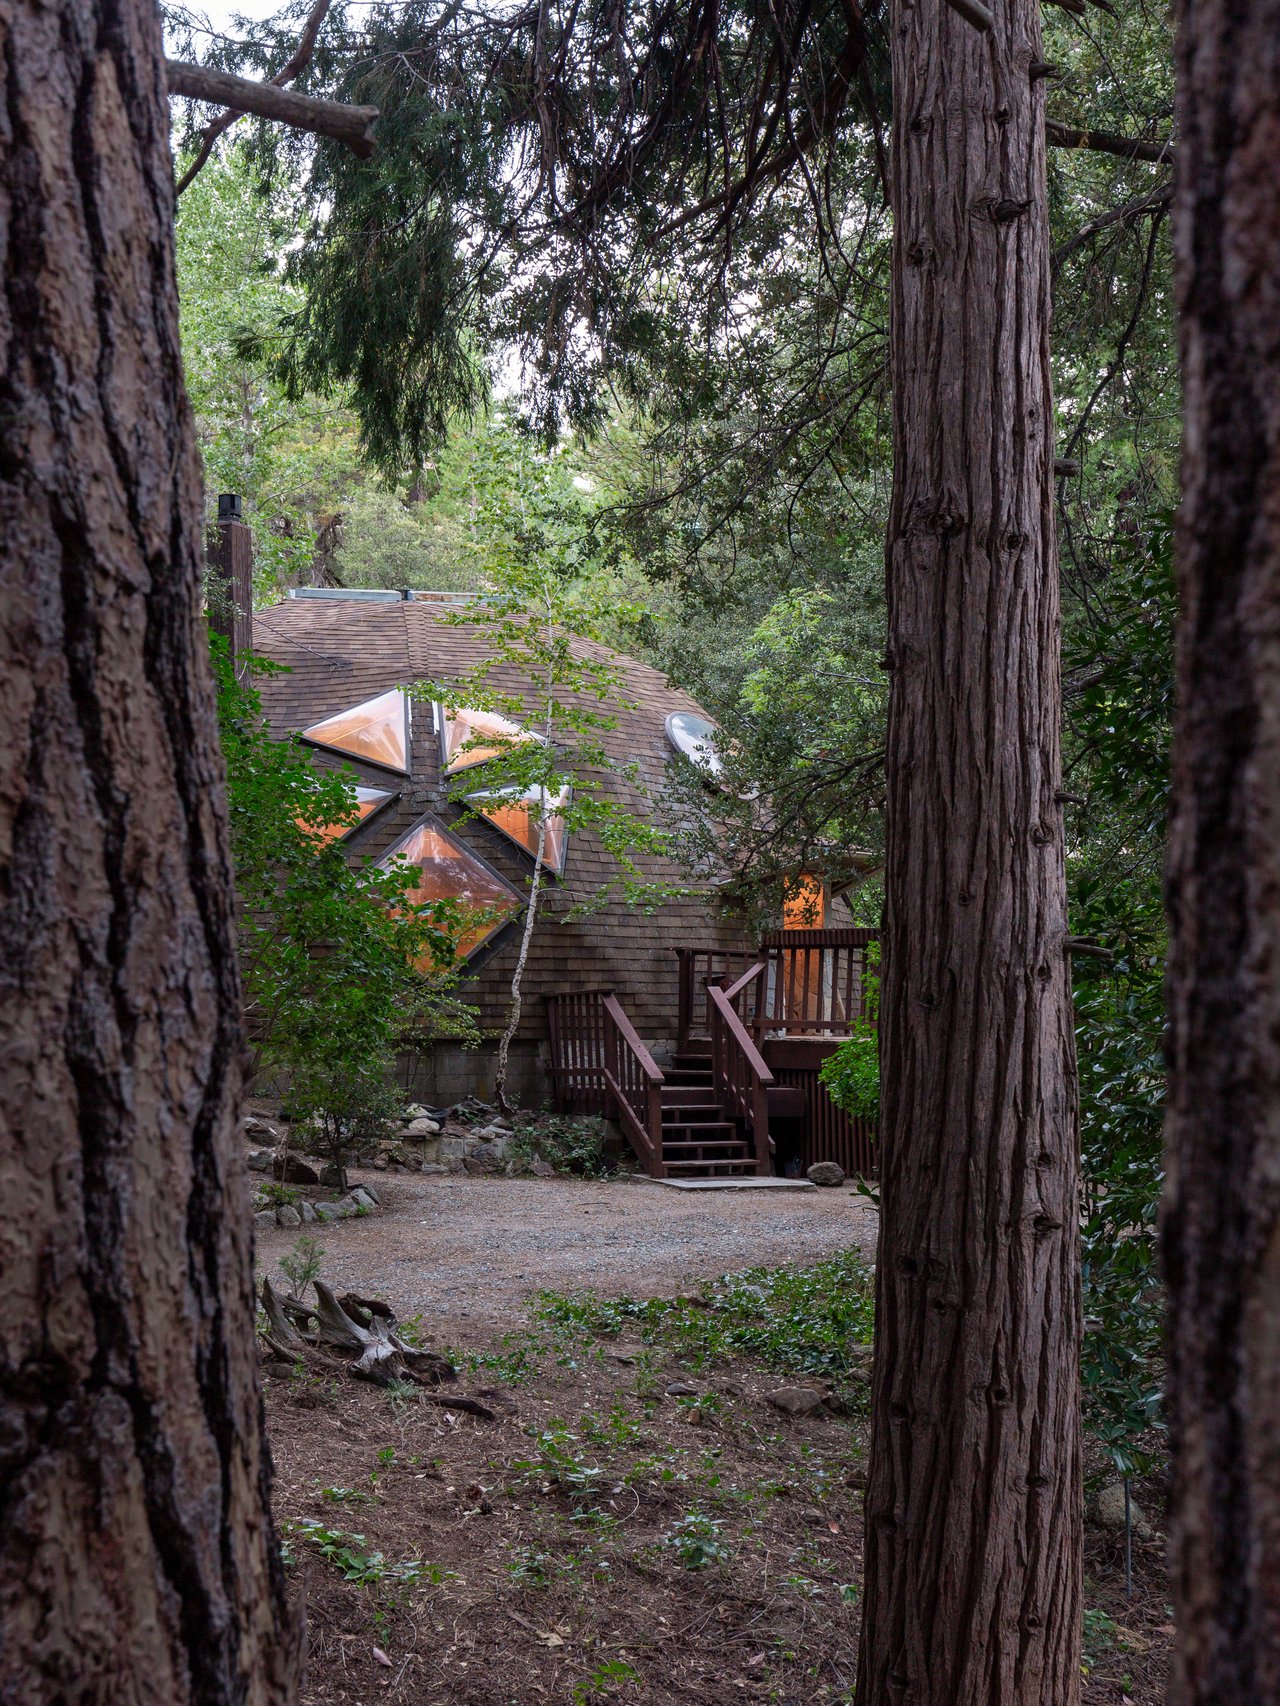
[402,1117,441,1138]
[314,1196,358,1222]
[1090,1482,1153,1541]
[806,1161,846,1188]
[276,1204,302,1229]
[244,1115,280,1144]
[467,1141,507,1170]
[765,1386,827,1418]
[319,1163,345,1188]
[381,1144,421,1170]
[246,1149,275,1173]
[420,1162,448,1175]
[350,1186,379,1211]
[253,1209,277,1231]
[528,1152,556,1178]
[665,1381,699,1398]
[440,1136,471,1161]
[358,1182,380,1206]
[272,1152,320,1185]
[298,1201,317,1223]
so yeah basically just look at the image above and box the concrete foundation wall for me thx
[400,1040,553,1110]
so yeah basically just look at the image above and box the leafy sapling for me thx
[415,451,678,1109]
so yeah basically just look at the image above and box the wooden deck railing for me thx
[677,930,879,1047]
[601,993,665,1177]
[708,969,773,1172]
[545,988,610,1113]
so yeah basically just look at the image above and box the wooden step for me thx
[663,1158,759,1173]
[672,1047,712,1066]
[660,1086,721,1106]
[664,1068,714,1086]
[661,1120,737,1138]
[660,1102,726,1121]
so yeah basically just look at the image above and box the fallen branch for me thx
[165,59,378,159]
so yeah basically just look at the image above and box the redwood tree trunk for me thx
[0,2,294,1700]
[856,0,1083,1697]
[1161,0,1280,1697]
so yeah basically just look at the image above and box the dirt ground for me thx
[255,1172,880,1332]
[259,1179,1170,1705]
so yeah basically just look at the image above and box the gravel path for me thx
[255,1172,878,1335]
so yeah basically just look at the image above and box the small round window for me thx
[665,710,723,780]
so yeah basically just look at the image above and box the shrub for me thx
[818,943,880,1121]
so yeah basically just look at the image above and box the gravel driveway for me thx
[255,1172,878,1335]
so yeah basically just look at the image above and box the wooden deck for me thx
[546,931,878,1179]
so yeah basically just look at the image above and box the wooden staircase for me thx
[659,1046,759,1176]
[544,979,776,1181]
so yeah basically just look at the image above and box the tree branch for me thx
[1047,119,1175,166]
[165,59,378,162]
[942,0,994,29]
[174,0,335,194]
[1052,177,1174,276]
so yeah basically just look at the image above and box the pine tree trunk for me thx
[856,0,1083,1697]
[1162,0,1280,1696]
[0,3,295,1700]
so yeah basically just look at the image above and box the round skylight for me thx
[665,711,724,779]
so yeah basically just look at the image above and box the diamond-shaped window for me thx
[300,785,397,846]
[439,704,542,775]
[302,689,410,773]
[469,785,570,875]
[380,815,523,962]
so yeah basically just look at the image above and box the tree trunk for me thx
[1162,0,1280,1696]
[857,0,1082,1697]
[0,2,295,1701]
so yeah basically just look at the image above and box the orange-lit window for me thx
[782,873,826,930]
[299,785,396,845]
[302,689,410,773]
[379,815,523,962]
[438,704,542,774]
[469,785,569,874]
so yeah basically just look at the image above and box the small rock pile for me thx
[243,1098,560,1228]
[358,1101,544,1177]
[245,1113,385,1229]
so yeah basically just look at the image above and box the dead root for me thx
[260,1278,496,1418]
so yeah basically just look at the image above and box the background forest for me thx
[173,0,1174,1470]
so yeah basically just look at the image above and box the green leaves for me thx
[212,631,475,1138]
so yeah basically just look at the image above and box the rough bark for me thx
[1162,0,1280,1697]
[0,0,295,1700]
[856,0,1083,1696]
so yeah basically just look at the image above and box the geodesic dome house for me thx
[249,588,756,1110]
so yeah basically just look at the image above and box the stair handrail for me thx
[723,960,768,1045]
[707,978,773,1172]
[601,993,664,1177]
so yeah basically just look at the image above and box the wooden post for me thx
[207,493,254,675]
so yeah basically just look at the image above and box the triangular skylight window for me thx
[300,785,397,846]
[439,704,543,775]
[469,785,570,875]
[380,815,523,962]
[302,689,410,773]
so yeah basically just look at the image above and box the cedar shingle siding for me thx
[252,595,752,1086]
